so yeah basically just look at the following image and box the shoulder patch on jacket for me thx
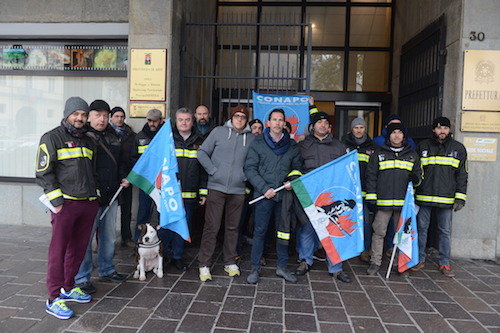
[36,143,50,172]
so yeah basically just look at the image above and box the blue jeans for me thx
[251,199,288,268]
[417,206,452,266]
[296,221,320,266]
[297,220,343,273]
[134,189,158,243]
[75,201,118,283]
[158,200,197,259]
[363,200,373,251]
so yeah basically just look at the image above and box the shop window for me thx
[0,76,127,178]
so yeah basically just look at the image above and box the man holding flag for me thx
[294,112,353,283]
[126,116,189,252]
[245,108,301,284]
[365,123,422,275]
[133,109,164,243]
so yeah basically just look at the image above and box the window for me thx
[0,76,127,178]
[350,7,391,47]
[347,51,390,91]
[307,6,346,47]
[309,51,344,91]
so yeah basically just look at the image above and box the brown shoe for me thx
[411,261,425,271]
[359,251,370,263]
[260,257,267,266]
[295,260,309,276]
[439,265,455,278]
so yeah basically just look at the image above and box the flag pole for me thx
[99,186,124,220]
[249,184,286,205]
[385,245,398,279]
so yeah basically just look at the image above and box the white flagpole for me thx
[248,184,286,205]
[385,245,398,279]
[99,186,124,220]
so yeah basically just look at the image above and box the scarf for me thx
[263,127,291,155]
[109,121,126,137]
[61,119,88,138]
[353,134,368,146]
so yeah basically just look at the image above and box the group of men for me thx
[36,96,468,320]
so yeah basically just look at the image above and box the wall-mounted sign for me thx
[463,137,497,162]
[462,50,500,111]
[461,111,500,132]
[130,103,166,118]
[129,49,167,101]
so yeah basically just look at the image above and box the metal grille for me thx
[398,16,446,140]
[180,13,312,123]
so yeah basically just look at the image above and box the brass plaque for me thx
[463,137,497,162]
[129,49,167,101]
[461,111,500,132]
[129,103,166,118]
[462,50,500,111]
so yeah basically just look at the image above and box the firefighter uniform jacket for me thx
[416,134,468,208]
[342,133,377,195]
[366,141,422,210]
[36,125,99,207]
[133,122,163,163]
[173,124,208,200]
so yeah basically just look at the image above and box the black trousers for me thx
[120,185,133,242]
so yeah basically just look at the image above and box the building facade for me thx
[0,0,498,260]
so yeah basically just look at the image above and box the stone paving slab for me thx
[0,224,499,333]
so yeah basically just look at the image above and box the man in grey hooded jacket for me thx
[197,105,255,282]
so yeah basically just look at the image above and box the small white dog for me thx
[133,223,163,281]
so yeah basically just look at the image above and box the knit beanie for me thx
[310,112,331,126]
[432,116,451,128]
[89,99,111,112]
[386,123,406,138]
[351,117,366,129]
[111,106,125,118]
[249,119,263,127]
[63,97,90,119]
[230,105,250,119]
[385,114,402,126]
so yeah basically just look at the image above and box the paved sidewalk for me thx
[0,224,498,333]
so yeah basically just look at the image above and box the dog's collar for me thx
[138,239,161,248]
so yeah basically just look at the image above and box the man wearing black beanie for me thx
[36,97,99,319]
[413,117,468,278]
[74,99,129,295]
[365,120,422,276]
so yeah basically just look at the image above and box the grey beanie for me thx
[64,97,90,119]
[351,117,367,129]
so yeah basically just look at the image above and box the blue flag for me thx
[252,92,310,140]
[393,182,419,272]
[126,120,189,241]
[291,151,364,265]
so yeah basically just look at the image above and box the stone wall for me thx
[393,0,500,260]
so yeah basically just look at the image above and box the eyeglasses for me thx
[233,114,247,120]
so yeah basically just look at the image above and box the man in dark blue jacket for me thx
[245,109,301,284]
